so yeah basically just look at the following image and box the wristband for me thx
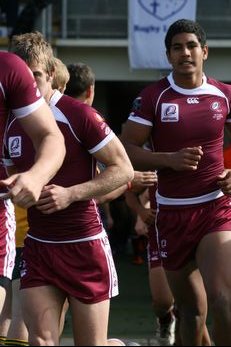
[127,181,132,190]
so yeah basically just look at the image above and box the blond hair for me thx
[10,31,55,76]
[52,57,70,93]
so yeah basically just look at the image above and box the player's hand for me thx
[217,169,231,195]
[169,146,203,171]
[131,171,157,193]
[132,170,157,188]
[0,172,44,208]
[36,184,72,214]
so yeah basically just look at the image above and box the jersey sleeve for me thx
[2,52,45,118]
[76,104,115,153]
[128,85,156,126]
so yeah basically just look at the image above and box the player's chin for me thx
[178,64,195,74]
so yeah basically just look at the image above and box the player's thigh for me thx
[11,279,21,316]
[165,261,207,315]
[0,280,11,335]
[21,285,66,336]
[0,278,11,315]
[197,230,231,296]
[69,296,110,345]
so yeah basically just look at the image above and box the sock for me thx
[4,339,29,346]
[107,338,126,346]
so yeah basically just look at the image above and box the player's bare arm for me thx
[36,136,134,213]
[121,120,203,171]
[0,103,66,208]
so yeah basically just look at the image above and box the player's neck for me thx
[46,89,56,104]
[172,72,204,89]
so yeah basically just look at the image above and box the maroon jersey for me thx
[0,51,44,175]
[4,90,115,242]
[129,73,231,202]
[0,51,44,277]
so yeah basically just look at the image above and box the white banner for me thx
[128,0,197,69]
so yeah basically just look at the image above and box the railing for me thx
[38,0,231,41]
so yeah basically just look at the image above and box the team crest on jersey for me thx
[161,103,179,122]
[210,101,223,120]
[8,136,22,157]
[210,101,221,112]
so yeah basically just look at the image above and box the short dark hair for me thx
[65,63,95,98]
[165,19,207,52]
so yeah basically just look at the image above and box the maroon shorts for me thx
[20,232,118,304]
[156,195,231,270]
[147,224,161,268]
[0,199,16,279]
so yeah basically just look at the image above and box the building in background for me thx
[1,0,231,133]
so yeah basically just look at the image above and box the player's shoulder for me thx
[0,50,25,66]
[59,94,98,122]
[137,78,169,105]
[141,77,169,94]
[61,94,92,111]
[0,51,31,83]
[207,76,231,95]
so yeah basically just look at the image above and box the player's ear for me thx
[202,45,208,61]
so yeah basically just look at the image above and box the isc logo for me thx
[187,97,199,104]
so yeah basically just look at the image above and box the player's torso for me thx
[5,104,102,241]
[137,75,231,197]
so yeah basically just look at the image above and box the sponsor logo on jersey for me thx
[161,103,179,122]
[187,97,199,104]
[8,136,21,157]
